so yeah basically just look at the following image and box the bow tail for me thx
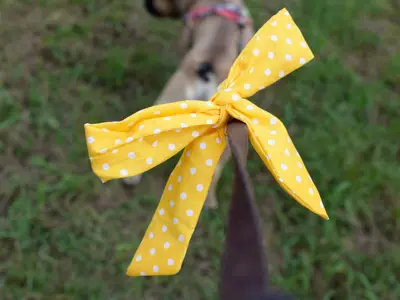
[232,106,328,219]
[127,128,227,276]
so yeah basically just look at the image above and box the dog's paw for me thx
[122,175,143,186]
[204,194,219,210]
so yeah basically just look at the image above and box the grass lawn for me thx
[1,0,399,299]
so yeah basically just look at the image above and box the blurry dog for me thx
[123,0,254,209]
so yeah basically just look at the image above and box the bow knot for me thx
[211,88,242,107]
[84,8,329,277]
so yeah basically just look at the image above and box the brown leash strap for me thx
[220,120,268,299]
[220,120,294,300]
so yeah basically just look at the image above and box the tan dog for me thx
[124,0,254,209]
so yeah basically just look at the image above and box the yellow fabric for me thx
[84,8,329,277]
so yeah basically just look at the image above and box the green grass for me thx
[1,0,399,299]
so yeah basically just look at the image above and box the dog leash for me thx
[221,120,294,300]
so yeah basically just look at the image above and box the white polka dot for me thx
[268,139,275,146]
[252,118,259,125]
[168,184,172,191]
[206,119,213,124]
[140,272,146,276]
[164,116,171,120]
[103,163,110,171]
[186,151,191,156]
[180,103,188,109]
[253,48,260,56]
[186,210,194,217]
[256,36,260,40]
[297,162,303,168]
[150,248,156,255]
[249,67,254,73]
[154,128,161,134]
[190,113,197,118]
[232,94,240,101]
[287,23,292,29]
[281,164,288,171]
[139,125,144,130]
[154,111,160,115]
[115,139,121,145]
[176,128,181,132]
[126,137,134,143]
[120,169,128,176]
[87,136,95,144]
[192,131,199,137]
[136,255,142,262]
[102,128,108,132]
[152,140,158,147]
[271,35,278,41]
[162,225,167,232]
[279,71,285,78]
[268,52,274,59]
[146,157,153,165]
[149,232,154,239]
[177,160,182,166]
[178,235,184,242]
[244,83,251,90]
[320,201,324,208]
[180,192,187,200]
[216,137,221,144]
[177,176,182,182]
[296,176,302,183]
[100,148,107,154]
[284,148,290,156]
[300,58,306,64]
[224,88,232,92]
[271,20,277,26]
[112,149,118,154]
[196,184,204,192]
[264,68,271,76]
[200,143,207,149]
[164,242,170,249]
[168,144,176,151]
[190,168,196,175]
[159,208,165,215]
[286,38,292,44]
[300,42,307,48]
[285,54,292,61]
[206,159,213,166]
[170,201,175,207]
[284,11,289,15]
[168,259,174,266]
[278,178,284,182]
[309,188,314,195]
[270,130,277,135]
[153,265,159,272]
[246,105,254,110]
[173,218,178,224]
[181,123,188,128]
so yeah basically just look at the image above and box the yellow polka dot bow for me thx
[84,8,329,277]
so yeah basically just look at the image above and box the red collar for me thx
[184,3,252,27]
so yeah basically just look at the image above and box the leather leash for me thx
[220,120,294,300]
